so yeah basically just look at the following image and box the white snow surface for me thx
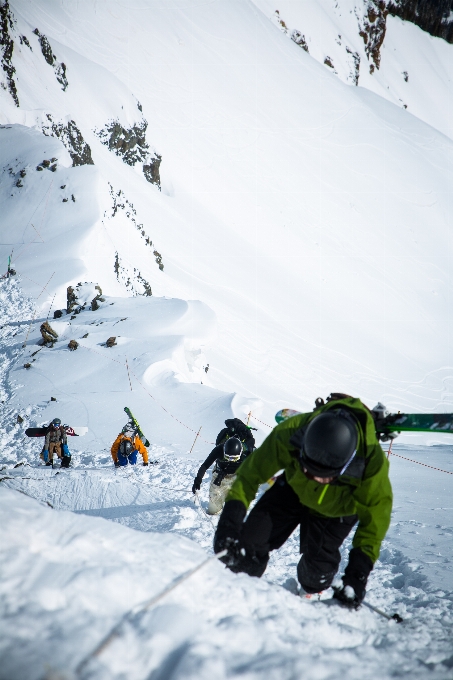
[1,1,453,678]
[1,272,453,680]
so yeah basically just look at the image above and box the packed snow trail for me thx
[2,442,453,680]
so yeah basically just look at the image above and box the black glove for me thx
[214,500,246,568]
[143,462,148,466]
[333,547,373,608]
[192,476,202,494]
[114,461,120,468]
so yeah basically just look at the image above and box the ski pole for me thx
[362,600,403,623]
[75,549,227,676]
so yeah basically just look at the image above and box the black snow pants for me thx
[237,474,357,593]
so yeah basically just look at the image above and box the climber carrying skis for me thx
[213,395,393,608]
[40,418,71,468]
[192,418,256,515]
[111,422,149,467]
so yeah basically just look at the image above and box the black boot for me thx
[61,456,71,468]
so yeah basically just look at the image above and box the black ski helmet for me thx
[51,418,62,427]
[223,437,243,462]
[300,410,358,477]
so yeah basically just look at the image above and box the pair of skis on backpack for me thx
[275,405,453,438]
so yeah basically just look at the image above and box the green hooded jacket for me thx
[226,396,393,563]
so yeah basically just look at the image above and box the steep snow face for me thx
[0,0,452,440]
[251,0,453,141]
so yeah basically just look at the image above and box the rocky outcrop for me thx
[33,29,68,90]
[291,30,309,53]
[358,1,388,73]
[114,251,153,297]
[42,114,93,166]
[40,321,58,346]
[95,119,161,188]
[0,0,18,106]
[67,283,102,314]
[108,184,164,275]
[346,47,361,86]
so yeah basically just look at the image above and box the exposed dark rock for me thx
[19,168,25,177]
[66,285,77,312]
[153,250,164,271]
[388,0,453,43]
[291,30,309,52]
[143,154,162,187]
[136,273,152,296]
[105,184,164,280]
[359,1,388,71]
[274,10,288,32]
[40,321,58,346]
[19,34,31,49]
[53,309,63,319]
[24,363,31,369]
[114,251,153,296]
[95,119,161,188]
[346,47,361,85]
[68,339,78,351]
[324,56,335,69]
[17,414,23,424]
[50,396,57,401]
[42,114,94,166]
[106,336,117,347]
[33,28,68,90]
[0,0,19,106]
[96,119,148,165]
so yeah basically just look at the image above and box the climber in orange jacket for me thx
[111,422,149,467]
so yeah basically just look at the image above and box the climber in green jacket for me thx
[213,395,393,607]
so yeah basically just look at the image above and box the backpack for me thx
[215,418,255,452]
[119,437,135,457]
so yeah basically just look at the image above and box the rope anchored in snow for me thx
[388,451,453,475]
[75,549,227,677]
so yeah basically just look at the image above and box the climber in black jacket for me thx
[192,418,256,515]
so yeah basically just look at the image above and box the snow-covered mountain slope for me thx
[1,440,452,680]
[251,0,453,141]
[0,0,452,442]
[1,3,453,678]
